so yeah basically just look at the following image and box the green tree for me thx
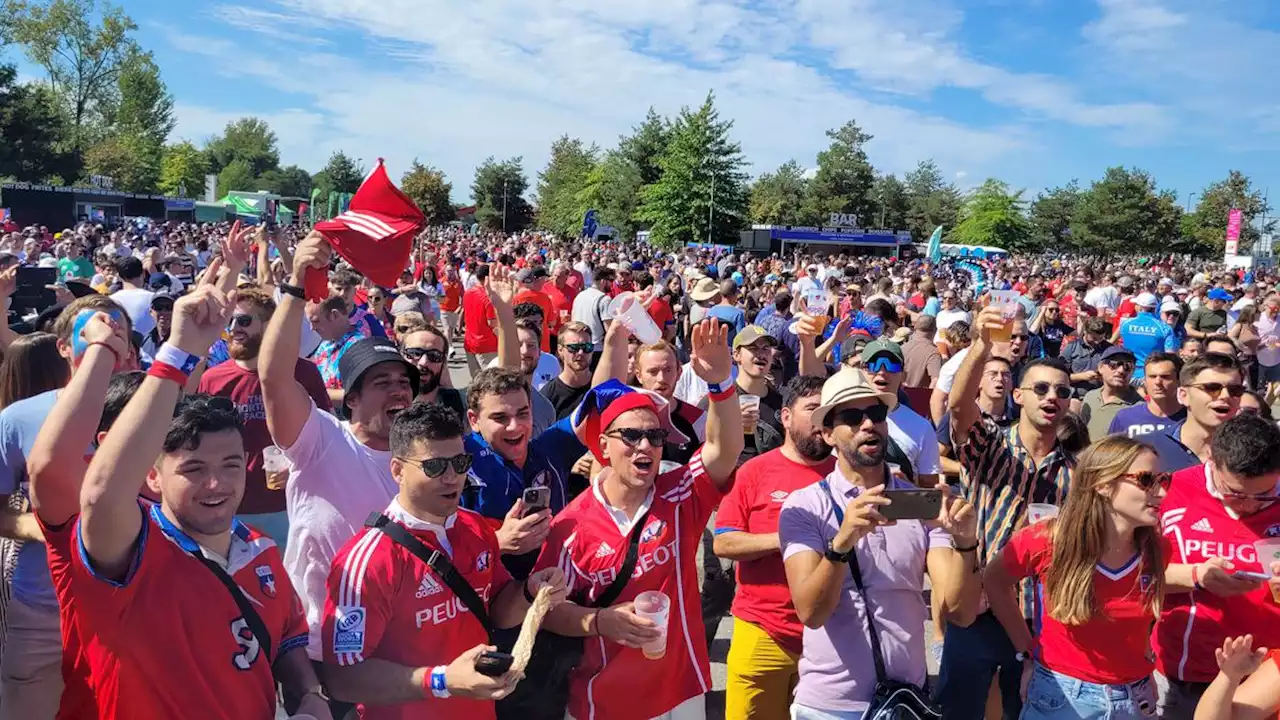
[216,158,256,197]
[800,120,877,227]
[472,156,533,232]
[536,136,598,236]
[872,174,910,230]
[636,91,748,249]
[82,132,157,191]
[157,140,208,197]
[1029,181,1082,250]
[575,151,643,240]
[1181,170,1272,254]
[904,160,962,242]
[951,179,1033,251]
[1070,166,1182,255]
[312,150,363,201]
[618,108,671,187]
[0,63,79,181]
[101,48,173,147]
[3,0,138,152]
[256,165,312,198]
[749,160,807,225]
[400,161,455,226]
[205,117,279,177]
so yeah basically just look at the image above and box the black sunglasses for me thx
[607,427,669,448]
[398,454,472,478]
[1022,382,1072,400]
[403,347,446,364]
[1189,382,1246,398]
[1118,471,1172,492]
[831,403,890,427]
[563,342,594,354]
[227,314,254,329]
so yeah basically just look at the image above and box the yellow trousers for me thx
[725,617,800,720]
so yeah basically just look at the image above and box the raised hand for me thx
[169,257,234,357]
[220,220,254,272]
[290,231,332,281]
[1215,635,1268,682]
[690,318,732,383]
[932,484,978,547]
[485,263,517,310]
[0,264,17,299]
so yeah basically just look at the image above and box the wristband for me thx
[147,361,188,385]
[429,665,450,699]
[279,282,306,299]
[1191,564,1203,591]
[154,343,201,375]
[709,385,737,403]
[705,376,734,394]
[523,579,536,604]
[952,541,978,553]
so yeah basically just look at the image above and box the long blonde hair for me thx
[1044,435,1164,625]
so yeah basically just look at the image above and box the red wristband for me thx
[1191,564,1203,591]
[709,386,737,403]
[147,361,188,385]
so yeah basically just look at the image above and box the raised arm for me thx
[688,319,743,486]
[28,313,129,526]
[262,232,331,449]
[592,320,631,388]
[948,304,1001,446]
[487,265,519,370]
[80,268,231,578]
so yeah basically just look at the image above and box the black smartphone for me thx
[879,489,943,521]
[521,486,551,518]
[474,651,514,677]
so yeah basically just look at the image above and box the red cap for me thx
[592,393,659,465]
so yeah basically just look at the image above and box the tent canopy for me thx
[216,191,295,222]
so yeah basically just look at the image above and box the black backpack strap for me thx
[365,512,493,634]
[190,549,274,666]
[592,513,648,608]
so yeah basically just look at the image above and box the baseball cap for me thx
[337,338,420,418]
[390,294,423,316]
[860,338,904,365]
[732,325,778,350]
[1100,346,1135,363]
[150,295,174,312]
[1160,298,1182,314]
[1118,276,1135,289]
[1207,288,1233,302]
[1134,292,1158,308]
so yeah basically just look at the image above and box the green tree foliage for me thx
[749,160,807,226]
[1070,166,1182,255]
[314,151,363,196]
[0,63,79,181]
[800,120,877,227]
[216,158,256,197]
[951,179,1033,251]
[82,132,157,191]
[256,165,312,198]
[872,174,910,230]
[1029,181,1082,250]
[157,140,207,197]
[575,151,643,240]
[904,160,962,242]
[536,136,598,236]
[618,108,670,188]
[636,91,748,249]
[104,49,173,146]
[1181,170,1273,253]
[472,156,533,232]
[400,161,455,226]
[205,117,280,177]
[3,0,137,152]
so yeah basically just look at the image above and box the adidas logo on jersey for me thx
[1191,518,1213,533]
[415,575,443,599]
[595,542,615,559]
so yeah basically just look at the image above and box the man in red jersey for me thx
[64,276,331,719]
[463,265,499,375]
[535,318,744,720]
[513,266,559,353]
[322,403,566,719]
[713,375,834,720]
[1154,412,1280,719]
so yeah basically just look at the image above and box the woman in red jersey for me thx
[984,435,1170,719]
[1194,633,1280,719]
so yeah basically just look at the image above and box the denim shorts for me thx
[1021,663,1156,720]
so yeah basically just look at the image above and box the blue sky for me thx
[10,0,1280,207]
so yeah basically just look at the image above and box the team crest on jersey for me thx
[476,551,491,572]
[770,490,789,502]
[1140,574,1153,592]
[531,470,552,488]
[254,565,277,598]
[1265,524,1280,538]
[640,518,667,544]
[333,606,366,654]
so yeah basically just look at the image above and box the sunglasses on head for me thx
[563,342,594,354]
[227,314,254,329]
[1189,382,1246,398]
[607,427,669,448]
[831,403,890,427]
[403,347,446,364]
[1118,471,1171,492]
[864,357,902,374]
[1022,382,1072,400]
[398,454,472,478]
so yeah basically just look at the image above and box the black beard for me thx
[793,433,832,462]
[228,334,263,361]
[418,368,441,396]
[840,438,884,467]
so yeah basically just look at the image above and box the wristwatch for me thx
[279,282,306,299]
[825,540,853,564]
[1015,650,1033,663]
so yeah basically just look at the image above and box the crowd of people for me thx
[3,212,1280,720]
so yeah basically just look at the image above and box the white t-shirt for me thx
[1085,286,1120,313]
[792,276,824,301]
[574,261,594,288]
[486,352,561,391]
[1228,298,1256,329]
[887,403,942,478]
[937,347,970,394]
[281,402,398,660]
[934,309,971,342]
[109,287,156,337]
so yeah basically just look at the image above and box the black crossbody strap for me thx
[593,512,648,608]
[190,549,274,666]
[365,513,493,635]
[819,480,888,685]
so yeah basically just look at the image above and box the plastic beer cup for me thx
[1254,539,1280,602]
[1027,503,1059,525]
[740,394,761,434]
[633,591,670,660]
[989,290,1021,343]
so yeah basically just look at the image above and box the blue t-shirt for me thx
[1137,423,1201,474]
[0,389,65,611]
[707,305,747,337]
[1107,403,1188,440]
[923,297,941,317]
[1118,312,1178,379]
[462,432,568,522]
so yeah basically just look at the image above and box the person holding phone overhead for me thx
[983,435,1170,719]
[778,368,980,719]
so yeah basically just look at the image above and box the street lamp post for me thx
[708,173,715,245]
[502,179,508,233]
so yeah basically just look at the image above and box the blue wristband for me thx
[430,665,449,699]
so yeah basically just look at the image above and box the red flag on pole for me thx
[307,159,426,300]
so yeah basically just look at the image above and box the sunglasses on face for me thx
[1022,382,1073,400]
[865,357,903,374]
[1104,360,1134,371]
[227,314,254,329]
[398,454,473,478]
[832,403,890,427]
[563,342,594,354]
[1010,333,1030,341]
[403,347,446,364]
[607,427,669,448]
[1189,382,1246,398]
[1118,471,1171,492]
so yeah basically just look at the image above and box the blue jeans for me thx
[1021,664,1157,719]
[934,611,1023,720]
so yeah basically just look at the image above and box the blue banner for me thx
[927,226,944,262]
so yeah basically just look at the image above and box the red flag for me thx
[308,159,426,300]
